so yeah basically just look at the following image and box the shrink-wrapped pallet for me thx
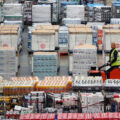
[104,79,120,94]
[103,29,120,51]
[0,47,18,80]
[62,18,81,25]
[36,76,72,93]
[60,1,78,20]
[68,27,93,51]
[31,25,59,51]
[4,3,22,16]
[111,18,120,24]
[72,44,97,76]
[4,3,23,21]
[23,91,45,113]
[80,92,104,113]
[112,1,120,18]
[94,6,112,23]
[32,30,56,51]
[73,76,103,91]
[94,0,104,4]
[5,0,19,3]
[0,25,21,50]
[87,4,104,22]
[35,25,59,48]
[58,26,68,51]
[38,0,59,23]
[32,52,58,79]
[66,5,85,20]
[32,5,51,23]
[3,77,39,95]
[0,2,3,22]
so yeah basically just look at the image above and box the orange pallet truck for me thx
[88,63,120,83]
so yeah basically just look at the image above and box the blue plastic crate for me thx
[88,3,104,7]
[112,1,120,6]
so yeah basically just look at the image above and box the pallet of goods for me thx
[31,25,59,51]
[68,26,93,51]
[72,44,97,76]
[73,76,103,92]
[0,25,22,51]
[36,76,72,93]
[32,52,58,79]
[3,77,39,95]
[32,5,51,23]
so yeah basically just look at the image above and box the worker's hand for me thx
[107,62,110,65]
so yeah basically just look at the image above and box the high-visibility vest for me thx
[111,49,120,66]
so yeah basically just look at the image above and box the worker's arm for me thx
[110,50,118,65]
[107,50,112,64]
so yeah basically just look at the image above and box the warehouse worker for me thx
[106,42,120,78]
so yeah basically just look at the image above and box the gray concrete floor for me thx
[59,56,69,76]
[18,27,103,76]
[18,27,31,76]
[97,54,103,67]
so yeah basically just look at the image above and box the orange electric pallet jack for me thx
[88,64,120,83]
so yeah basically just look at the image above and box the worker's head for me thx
[111,42,116,49]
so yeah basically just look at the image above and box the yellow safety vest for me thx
[111,49,120,66]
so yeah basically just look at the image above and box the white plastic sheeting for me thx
[4,3,23,16]
[32,5,51,23]
[0,47,18,80]
[66,5,85,20]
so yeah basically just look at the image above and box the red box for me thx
[41,113,48,120]
[93,113,101,120]
[72,113,78,120]
[113,113,119,120]
[98,34,103,38]
[109,112,114,120]
[114,94,119,98]
[62,113,68,120]
[68,113,73,120]
[57,113,63,120]
[98,30,103,34]
[35,114,41,120]
[77,113,85,120]
[85,113,92,120]
[19,114,30,120]
[30,113,41,120]
[47,114,55,120]
[29,113,35,120]
[101,113,109,120]
[118,113,120,120]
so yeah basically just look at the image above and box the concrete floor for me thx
[18,27,103,76]
[59,56,69,76]
[18,27,31,76]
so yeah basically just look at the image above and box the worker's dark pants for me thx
[106,66,119,79]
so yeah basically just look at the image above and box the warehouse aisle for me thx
[17,27,103,77]
[59,56,69,76]
[97,54,103,67]
[18,27,31,76]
